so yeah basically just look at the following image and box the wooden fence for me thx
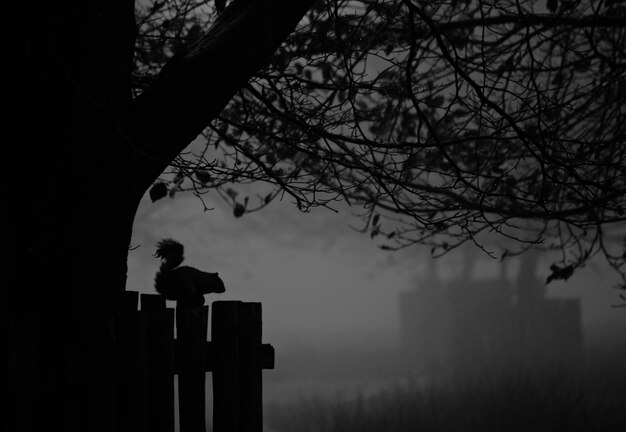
[5,291,275,432]
[123,292,275,432]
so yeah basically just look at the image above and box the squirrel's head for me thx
[210,273,226,293]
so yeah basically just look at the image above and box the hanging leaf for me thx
[226,188,238,200]
[547,0,558,12]
[426,95,444,107]
[195,170,212,184]
[233,204,245,217]
[233,197,249,218]
[321,63,333,82]
[265,151,277,165]
[574,59,591,73]
[168,187,177,198]
[370,225,380,238]
[172,172,184,187]
[545,264,575,284]
[149,182,168,202]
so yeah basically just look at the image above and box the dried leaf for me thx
[233,203,245,218]
[546,264,575,284]
[149,182,168,202]
[547,0,559,12]
[195,170,212,184]
[226,188,238,200]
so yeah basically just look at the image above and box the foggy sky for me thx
[128,192,417,352]
[129,191,626,356]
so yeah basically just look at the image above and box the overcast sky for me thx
[128,191,421,351]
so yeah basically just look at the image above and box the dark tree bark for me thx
[4,0,313,429]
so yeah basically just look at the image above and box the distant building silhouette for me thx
[399,250,582,378]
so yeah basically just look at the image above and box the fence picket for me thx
[211,301,241,432]
[212,301,272,432]
[6,314,40,432]
[118,291,148,432]
[176,305,209,432]
[142,294,175,432]
[238,303,263,432]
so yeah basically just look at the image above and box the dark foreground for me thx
[265,368,626,432]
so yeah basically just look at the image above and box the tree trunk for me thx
[6,2,138,430]
[4,0,313,429]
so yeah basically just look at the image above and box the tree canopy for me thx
[137,0,626,286]
[4,1,626,428]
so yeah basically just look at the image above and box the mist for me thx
[129,191,626,410]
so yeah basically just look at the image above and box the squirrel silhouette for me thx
[154,239,225,306]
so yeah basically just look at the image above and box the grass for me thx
[264,368,626,432]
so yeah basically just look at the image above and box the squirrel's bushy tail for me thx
[154,239,185,298]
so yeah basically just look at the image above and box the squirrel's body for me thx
[154,239,225,306]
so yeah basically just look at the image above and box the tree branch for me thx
[123,0,315,194]
[435,14,626,32]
